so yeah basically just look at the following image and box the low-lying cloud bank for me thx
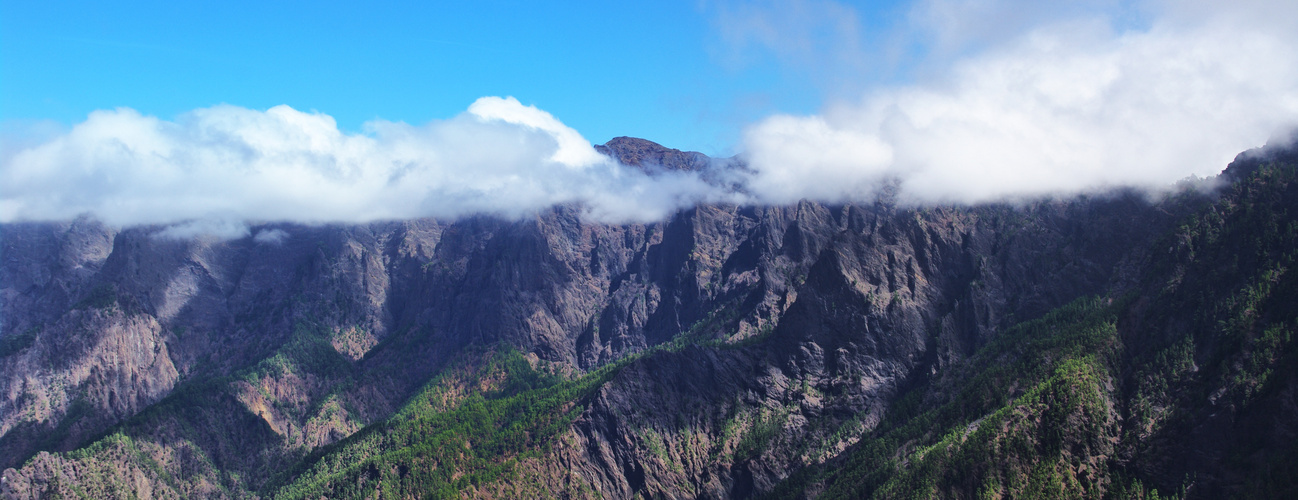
[0,97,734,228]
[741,0,1298,204]
[2,1,1296,233]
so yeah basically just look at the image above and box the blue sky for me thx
[1,0,905,155]
[2,1,1297,227]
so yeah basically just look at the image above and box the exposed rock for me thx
[2,139,1297,499]
[595,136,713,173]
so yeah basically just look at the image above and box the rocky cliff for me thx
[2,138,1297,498]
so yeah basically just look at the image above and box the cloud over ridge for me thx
[0,97,730,227]
[3,1,1297,233]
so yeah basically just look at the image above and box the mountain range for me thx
[2,136,1297,499]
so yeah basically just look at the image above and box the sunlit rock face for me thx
[2,138,1298,499]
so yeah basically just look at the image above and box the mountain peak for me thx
[594,137,711,173]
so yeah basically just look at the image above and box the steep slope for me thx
[760,140,1298,499]
[2,137,1296,499]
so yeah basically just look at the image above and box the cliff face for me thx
[2,138,1297,499]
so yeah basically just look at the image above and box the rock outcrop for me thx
[3,137,1298,499]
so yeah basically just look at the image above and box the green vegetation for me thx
[764,154,1298,499]
[6,318,364,496]
[243,321,353,384]
[764,297,1136,499]
[731,404,791,463]
[11,150,1298,499]
[270,347,626,499]
[269,156,1298,498]
[1127,156,1298,498]
[73,283,117,310]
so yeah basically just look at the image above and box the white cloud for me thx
[253,228,289,245]
[703,0,876,98]
[706,0,867,70]
[153,219,250,241]
[740,0,1298,204]
[0,97,732,227]
[4,2,1296,228]
[905,0,1138,58]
